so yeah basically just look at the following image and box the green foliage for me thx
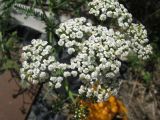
[2,59,19,71]
[127,53,152,83]
[51,98,65,113]
[0,3,21,73]
[142,71,152,83]
[0,31,20,72]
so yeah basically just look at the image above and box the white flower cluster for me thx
[88,0,132,29]
[54,18,128,101]
[79,84,118,102]
[56,17,93,55]
[55,15,152,101]
[20,0,152,102]
[127,23,152,59]
[56,18,122,82]
[20,39,67,88]
[71,26,124,81]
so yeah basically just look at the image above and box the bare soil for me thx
[0,71,37,120]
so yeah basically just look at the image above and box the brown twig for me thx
[128,79,137,106]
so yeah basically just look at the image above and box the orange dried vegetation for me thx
[80,96,128,120]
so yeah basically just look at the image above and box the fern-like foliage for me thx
[1,0,45,18]
[14,3,45,20]
[0,0,22,16]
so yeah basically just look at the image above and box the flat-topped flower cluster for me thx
[20,39,67,89]
[20,0,152,102]
[88,0,133,29]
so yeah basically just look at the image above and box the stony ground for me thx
[119,75,160,120]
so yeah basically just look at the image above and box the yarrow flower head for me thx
[20,0,152,103]
[88,0,133,29]
[55,16,151,101]
[127,23,152,59]
[20,39,69,89]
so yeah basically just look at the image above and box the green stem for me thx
[52,0,68,9]
[39,0,49,22]
[38,0,56,44]
[64,79,76,104]
[48,31,53,44]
